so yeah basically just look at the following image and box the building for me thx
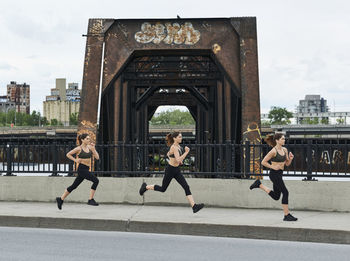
[43,79,81,126]
[296,95,329,124]
[0,95,16,113]
[6,81,30,114]
[66,83,80,102]
[260,94,349,125]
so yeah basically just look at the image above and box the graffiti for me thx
[320,151,330,164]
[332,150,343,164]
[135,22,200,45]
[212,43,221,54]
[318,150,348,165]
[201,21,212,32]
[242,122,262,179]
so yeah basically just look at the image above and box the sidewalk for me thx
[0,201,349,244]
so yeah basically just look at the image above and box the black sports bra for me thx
[168,147,183,158]
[78,146,92,159]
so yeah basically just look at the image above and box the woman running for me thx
[139,132,204,213]
[250,133,298,221]
[56,133,100,210]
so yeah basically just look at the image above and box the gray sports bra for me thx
[271,148,286,162]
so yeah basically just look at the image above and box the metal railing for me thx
[0,141,349,179]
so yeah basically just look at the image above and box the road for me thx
[0,227,349,261]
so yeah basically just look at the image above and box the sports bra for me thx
[168,147,183,158]
[271,148,286,162]
[78,146,92,159]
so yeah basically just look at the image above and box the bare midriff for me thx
[168,158,180,167]
[271,161,285,171]
[79,158,91,167]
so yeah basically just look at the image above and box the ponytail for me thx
[165,131,180,147]
[264,132,284,147]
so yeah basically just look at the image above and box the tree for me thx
[50,119,59,126]
[268,107,293,125]
[320,117,329,125]
[69,112,79,125]
[302,117,319,125]
[150,109,195,125]
[336,118,345,125]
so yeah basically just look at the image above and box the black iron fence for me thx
[0,141,350,179]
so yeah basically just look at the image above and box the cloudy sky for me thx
[0,0,349,114]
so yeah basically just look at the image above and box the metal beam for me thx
[135,85,159,110]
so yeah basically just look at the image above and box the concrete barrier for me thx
[0,176,349,212]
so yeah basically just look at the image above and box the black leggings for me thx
[67,164,99,193]
[268,169,289,204]
[154,165,192,196]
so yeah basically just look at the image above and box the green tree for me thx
[50,119,59,126]
[268,107,293,125]
[0,110,49,126]
[69,112,79,125]
[302,117,319,125]
[320,117,329,125]
[150,109,195,125]
[336,117,345,124]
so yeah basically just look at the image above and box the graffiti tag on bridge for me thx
[135,22,200,45]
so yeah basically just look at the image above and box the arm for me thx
[66,147,81,163]
[89,144,100,160]
[173,146,189,164]
[261,149,278,170]
[284,148,294,166]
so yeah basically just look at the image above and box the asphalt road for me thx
[0,227,349,261]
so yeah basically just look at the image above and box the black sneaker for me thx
[192,203,204,213]
[56,197,63,210]
[87,198,99,206]
[139,182,147,196]
[249,179,261,190]
[283,213,298,221]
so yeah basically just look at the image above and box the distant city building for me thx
[6,81,30,114]
[66,83,80,102]
[0,95,16,113]
[260,94,349,125]
[297,95,328,114]
[296,95,329,124]
[43,79,81,126]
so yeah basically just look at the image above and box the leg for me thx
[268,182,282,201]
[174,171,191,196]
[66,175,85,194]
[173,171,192,204]
[270,173,292,217]
[61,189,70,200]
[173,170,204,212]
[278,179,289,215]
[260,184,271,194]
[282,204,289,216]
[56,174,84,210]
[153,166,174,193]
[84,172,99,200]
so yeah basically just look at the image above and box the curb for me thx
[0,215,349,244]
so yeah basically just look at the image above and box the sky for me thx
[0,0,349,114]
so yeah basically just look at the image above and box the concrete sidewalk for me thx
[0,201,349,244]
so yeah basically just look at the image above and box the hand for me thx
[89,143,96,150]
[184,146,190,153]
[75,158,82,164]
[289,152,294,160]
